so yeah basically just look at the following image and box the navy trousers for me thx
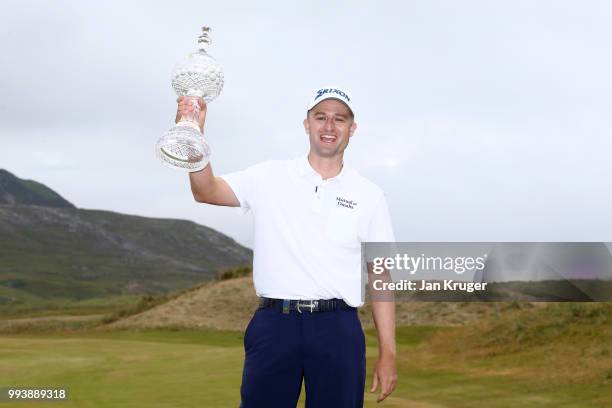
[239,303,366,408]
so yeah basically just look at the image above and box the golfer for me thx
[178,87,397,407]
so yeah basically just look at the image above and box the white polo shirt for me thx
[221,155,395,307]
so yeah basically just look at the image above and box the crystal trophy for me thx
[156,26,224,172]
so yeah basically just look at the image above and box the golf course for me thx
[2,291,610,407]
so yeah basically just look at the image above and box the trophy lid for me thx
[198,26,212,52]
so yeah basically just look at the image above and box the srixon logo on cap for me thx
[315,88,350,102]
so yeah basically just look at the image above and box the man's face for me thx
[303,99,357,159]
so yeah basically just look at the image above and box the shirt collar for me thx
[294,154,349,182]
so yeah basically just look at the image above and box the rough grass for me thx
[425,302,612,384]
[99,277,527,331]
[101,266,252,326]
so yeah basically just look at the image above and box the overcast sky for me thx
[1,0,611,248]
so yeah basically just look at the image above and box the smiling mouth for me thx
[320,134,337,143]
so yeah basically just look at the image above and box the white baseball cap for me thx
[306,86,354,117]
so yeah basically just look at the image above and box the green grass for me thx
[0,330,245,408]
[0,294,143,319]
[20,179,72,205]
[1,325,610,407]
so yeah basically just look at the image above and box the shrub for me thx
[216,265,252,281]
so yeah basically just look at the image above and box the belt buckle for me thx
[296,300,318,313]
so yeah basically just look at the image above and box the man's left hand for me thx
[369,354,397,402]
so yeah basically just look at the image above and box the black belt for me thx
[259,297,354,313]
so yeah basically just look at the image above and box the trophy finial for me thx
[198,26,212,50]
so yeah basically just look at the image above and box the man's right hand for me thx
[176,96,207,132]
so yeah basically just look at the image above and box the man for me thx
[178,87,396,407]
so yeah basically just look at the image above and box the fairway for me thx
[1,327,609,407]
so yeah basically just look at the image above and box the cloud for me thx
[1,0,611,246]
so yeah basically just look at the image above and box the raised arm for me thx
[176,96,240,207]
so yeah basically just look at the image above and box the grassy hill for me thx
[0,169,75,208]
[0,169,253,318]
[94,275,524,331]
[0,205,252,316]
[424,301,612,383]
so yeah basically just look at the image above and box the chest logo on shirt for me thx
[336,196,358,210]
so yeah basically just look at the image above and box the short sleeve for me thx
[219,164,260,215]
[363,193,396,265]
[365,194,395,242]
